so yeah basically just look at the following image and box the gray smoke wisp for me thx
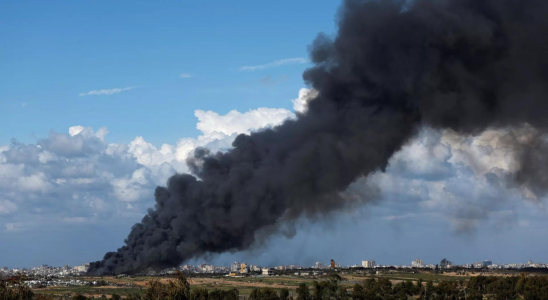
[89,0,548,274]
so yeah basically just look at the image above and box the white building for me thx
[362,260,376,268]
[261,268,273,276]
[315,262,325,269]
[231,262,240,273]
[205,265,216,272]
[411,259,424,268]
[74,263,90,273]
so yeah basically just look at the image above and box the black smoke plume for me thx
[89,0,548,274]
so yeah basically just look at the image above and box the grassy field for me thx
[29,271,494,298]
[366,272,470,283]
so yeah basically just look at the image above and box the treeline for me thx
[4,273,548,300]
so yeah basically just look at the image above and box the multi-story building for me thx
[249,265,261,272]
[362,260,376,268]
[262,268,273,276]
[240,263,249,274]
[231,262,240,273]
[74,263,90,273]
[315,262,324,269]
[482,260,493,267]
[411,259,424,268]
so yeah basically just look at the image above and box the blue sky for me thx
[1,0,338,146]
[1,1,548,269]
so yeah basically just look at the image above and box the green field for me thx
[28,271,500,298]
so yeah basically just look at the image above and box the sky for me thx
[1,0,548,269]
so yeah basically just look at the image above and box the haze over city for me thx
[2,0,548,273]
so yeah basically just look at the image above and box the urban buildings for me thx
[231,262,239,273]
[240,263,248,274]
[362,260,376,268]
[3,258,548,279]
[74,263,90,273]
[411,259,424,268]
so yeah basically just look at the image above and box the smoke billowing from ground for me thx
[89,0,548,274]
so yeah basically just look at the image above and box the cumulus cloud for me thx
[238,58,309,71]
[79,87,135,97]
[1,89,545,238]
[124,105,296,177]
[0,97,301,233]
[69,126,85,137]
[179,73,192,78]
[292,88,318,114]
[195,108,293,136]
[361,126,548,234]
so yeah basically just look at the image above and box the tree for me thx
[250,289,259,300]
[297,283,311,300]
[0,277,34,300]
[190,288,208,300]
[280,289,290,300]
[143,271,191,300]
[416,278,424,296]
[336,286,349,300]
[352,283,365,300]
[425,280,434,300]
[126,293,143,300]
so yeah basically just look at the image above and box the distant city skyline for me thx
[2,257,546,276]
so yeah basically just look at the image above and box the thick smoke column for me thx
[89,0,548,274]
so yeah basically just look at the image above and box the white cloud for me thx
[0,93,301,232]
[238,58,309,71]
[17,173,52,193]
[360,127,542,233]
[2,88,544,236]
[128,137,176,167]
[179,73,192,78]
[21,103,28,108]
[195,108,293,136]
[69,126,85,136]
[125,105,295,176]
[292,88,318,113]
[440,127,533,175]
[110,168,152,203]
[0,164,24,178]
[38,150,58,164]
[79,86,135,97]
